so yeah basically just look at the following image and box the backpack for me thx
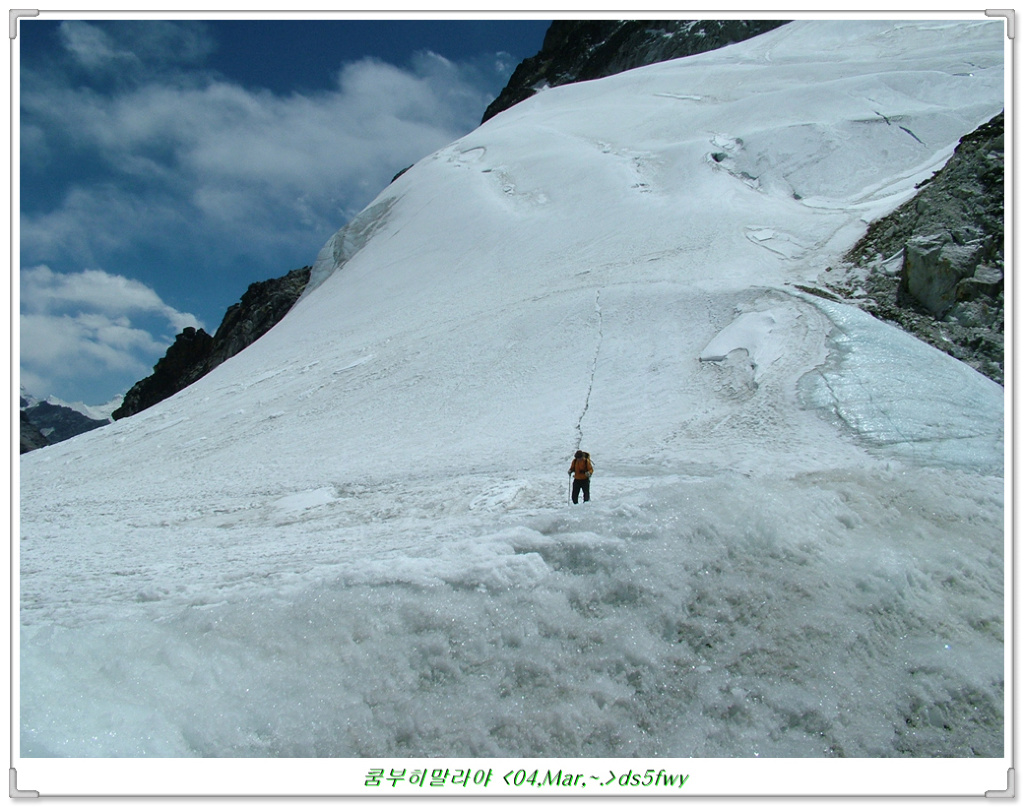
[572,453,593,478]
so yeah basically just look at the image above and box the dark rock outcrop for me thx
[113,326,214,419]
[205,265,312,369]
[113,266,311,419]
[20,410,50,454]
[483,20,789,122]
[822,112,1004,383]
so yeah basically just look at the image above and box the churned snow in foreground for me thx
[20,20,1005,759]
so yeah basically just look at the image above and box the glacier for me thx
[17,17,1006,785]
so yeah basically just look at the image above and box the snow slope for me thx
[19,20,1006,765]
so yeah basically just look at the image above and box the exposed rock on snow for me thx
[901,233,989,317]
[113,266,311,419]
[113,326,214,420]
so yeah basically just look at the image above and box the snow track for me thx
[574,289,604,450]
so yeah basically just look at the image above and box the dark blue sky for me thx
[207,21,548,93]
[19,17,550,406]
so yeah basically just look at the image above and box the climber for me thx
[568,450,593,504]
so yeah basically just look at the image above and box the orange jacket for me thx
[570,456,593,480]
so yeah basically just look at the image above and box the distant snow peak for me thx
[19,393,114,451]
[22,388,121,423]
[59,395,123,422]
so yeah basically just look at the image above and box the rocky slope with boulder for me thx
[815,112,1004,383]
[489,20,1004,385]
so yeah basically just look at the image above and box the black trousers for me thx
[572,478,590,503]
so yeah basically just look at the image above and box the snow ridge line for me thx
[575,288,603,450]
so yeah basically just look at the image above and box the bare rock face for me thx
[482,20,789,123]
[113,327,214,419]
[113,266,311,419]
[205,266,312,369]
[900,234,990,318]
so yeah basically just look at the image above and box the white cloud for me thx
[22,264,201,328]
[20,48,501,262]
[20,24,518,403]
[57,20,215,75]
[21,312,161,370]
[19,265,202,399]
[58,21,134,71]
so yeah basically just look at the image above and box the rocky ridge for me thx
[112,266,311,419]
[482,20,789,122]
